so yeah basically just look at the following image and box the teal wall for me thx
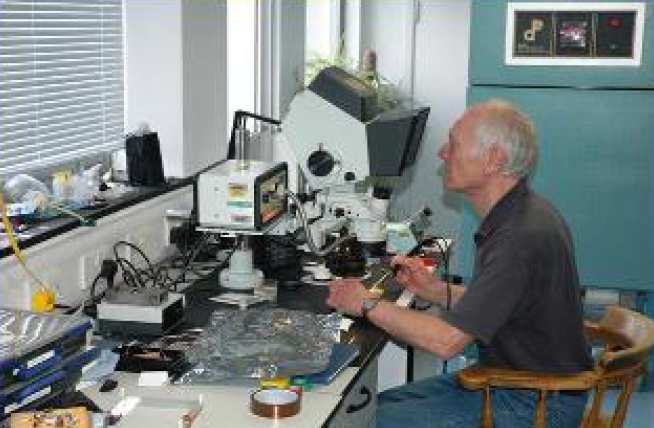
[461,1,654,292]
[459,87,653,291]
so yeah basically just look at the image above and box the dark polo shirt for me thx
[442,180,593,373]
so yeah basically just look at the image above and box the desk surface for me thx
[82,369,359,428]
[179,276,389,378]
[84,277,390,427]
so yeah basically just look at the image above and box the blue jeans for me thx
[377,374,588,428]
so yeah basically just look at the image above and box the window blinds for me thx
[0,0,124,176]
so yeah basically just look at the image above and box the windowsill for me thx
[1,177,193,260]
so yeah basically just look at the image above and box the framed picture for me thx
[555,12,592,57]
[513,12,553,56]
[505,2,645,66]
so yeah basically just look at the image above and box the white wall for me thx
[361,0,470,254]
[360,0,410,86]
[409,0,470,243]
[277,1,306,119]
[306,0,333,61]
[358,0,471,390]
[125,1,184,177]
[343,0,362,66]
[182,0,228,170]
[126,0,228,177]
[227,0,256,131]
[271,1,306,191]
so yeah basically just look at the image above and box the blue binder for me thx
[305,344,359,385]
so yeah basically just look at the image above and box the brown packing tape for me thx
[250,389,301,419]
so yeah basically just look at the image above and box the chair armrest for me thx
[584,321,603,340]
[457,366,597,391]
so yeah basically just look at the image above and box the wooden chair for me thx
[457,306,654,428]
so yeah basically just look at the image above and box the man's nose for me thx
[438,144,448,160]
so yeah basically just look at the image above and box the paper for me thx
[209,293,267,309]
[138,371,169,387]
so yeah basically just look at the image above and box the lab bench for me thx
[83,277,388,427]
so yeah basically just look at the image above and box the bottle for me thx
[359,48,380,90]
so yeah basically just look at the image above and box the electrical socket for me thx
[79,250,100,290]
[98,246,113,265]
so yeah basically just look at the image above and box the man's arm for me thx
[417,281,466,308]
[366,301,474,360]
[326,278,474,360]
[392,256,466,307]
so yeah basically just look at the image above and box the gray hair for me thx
[472,100,538,178]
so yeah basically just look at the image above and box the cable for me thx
[165,233,214,290]
[48,202,95,226]
[113,240,157,279]
[90,272,104,303]
[0,192,56,310]
[431,237,453,311]
[112,240,166,289]
[423,236,456,374]
[110,235,221,293]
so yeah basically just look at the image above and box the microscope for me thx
[283,67,431,275]
[196,67,430,289]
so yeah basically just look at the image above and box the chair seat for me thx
[456,306,654,428]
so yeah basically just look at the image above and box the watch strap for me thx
[362,298,380,319]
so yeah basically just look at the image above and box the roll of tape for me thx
[250,389,301,419]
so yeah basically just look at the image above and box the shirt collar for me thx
[473,179,530,246]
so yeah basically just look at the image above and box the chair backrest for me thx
[582,305,654,428]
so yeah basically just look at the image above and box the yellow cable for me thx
[0,192,26,264]
[0,192,55,311]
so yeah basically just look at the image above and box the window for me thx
[305,0,340,63]
[0,0,125,178]
[227,0,256,125]
[226,0,273,161]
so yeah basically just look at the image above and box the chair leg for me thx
[482,386,493,428]
[583,384,606,428]
[533,390,547,428]
[610,379,635,428]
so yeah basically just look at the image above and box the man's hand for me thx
[391,256,446,303]
[326,278,377,317]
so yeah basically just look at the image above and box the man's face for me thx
[438,112,488,193]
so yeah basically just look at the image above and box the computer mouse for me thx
[99,378,118,392]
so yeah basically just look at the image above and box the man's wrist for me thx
[419,277,447,304]
[361,297,381,319]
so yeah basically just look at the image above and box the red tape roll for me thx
[250,389,301,419]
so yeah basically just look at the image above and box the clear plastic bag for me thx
[175,309,341,384]
[3,173,50,210]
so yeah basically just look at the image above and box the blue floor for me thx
[601,390,654,428]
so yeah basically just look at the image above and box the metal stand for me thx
[219,236,264,291]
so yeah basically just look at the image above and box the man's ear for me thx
[484,144,508,175]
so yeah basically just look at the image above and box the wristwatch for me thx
[361,297,381,319]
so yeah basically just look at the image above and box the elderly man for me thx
[327,100,592,428]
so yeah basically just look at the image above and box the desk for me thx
[82,368,369,427]
[83,278,388,427]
